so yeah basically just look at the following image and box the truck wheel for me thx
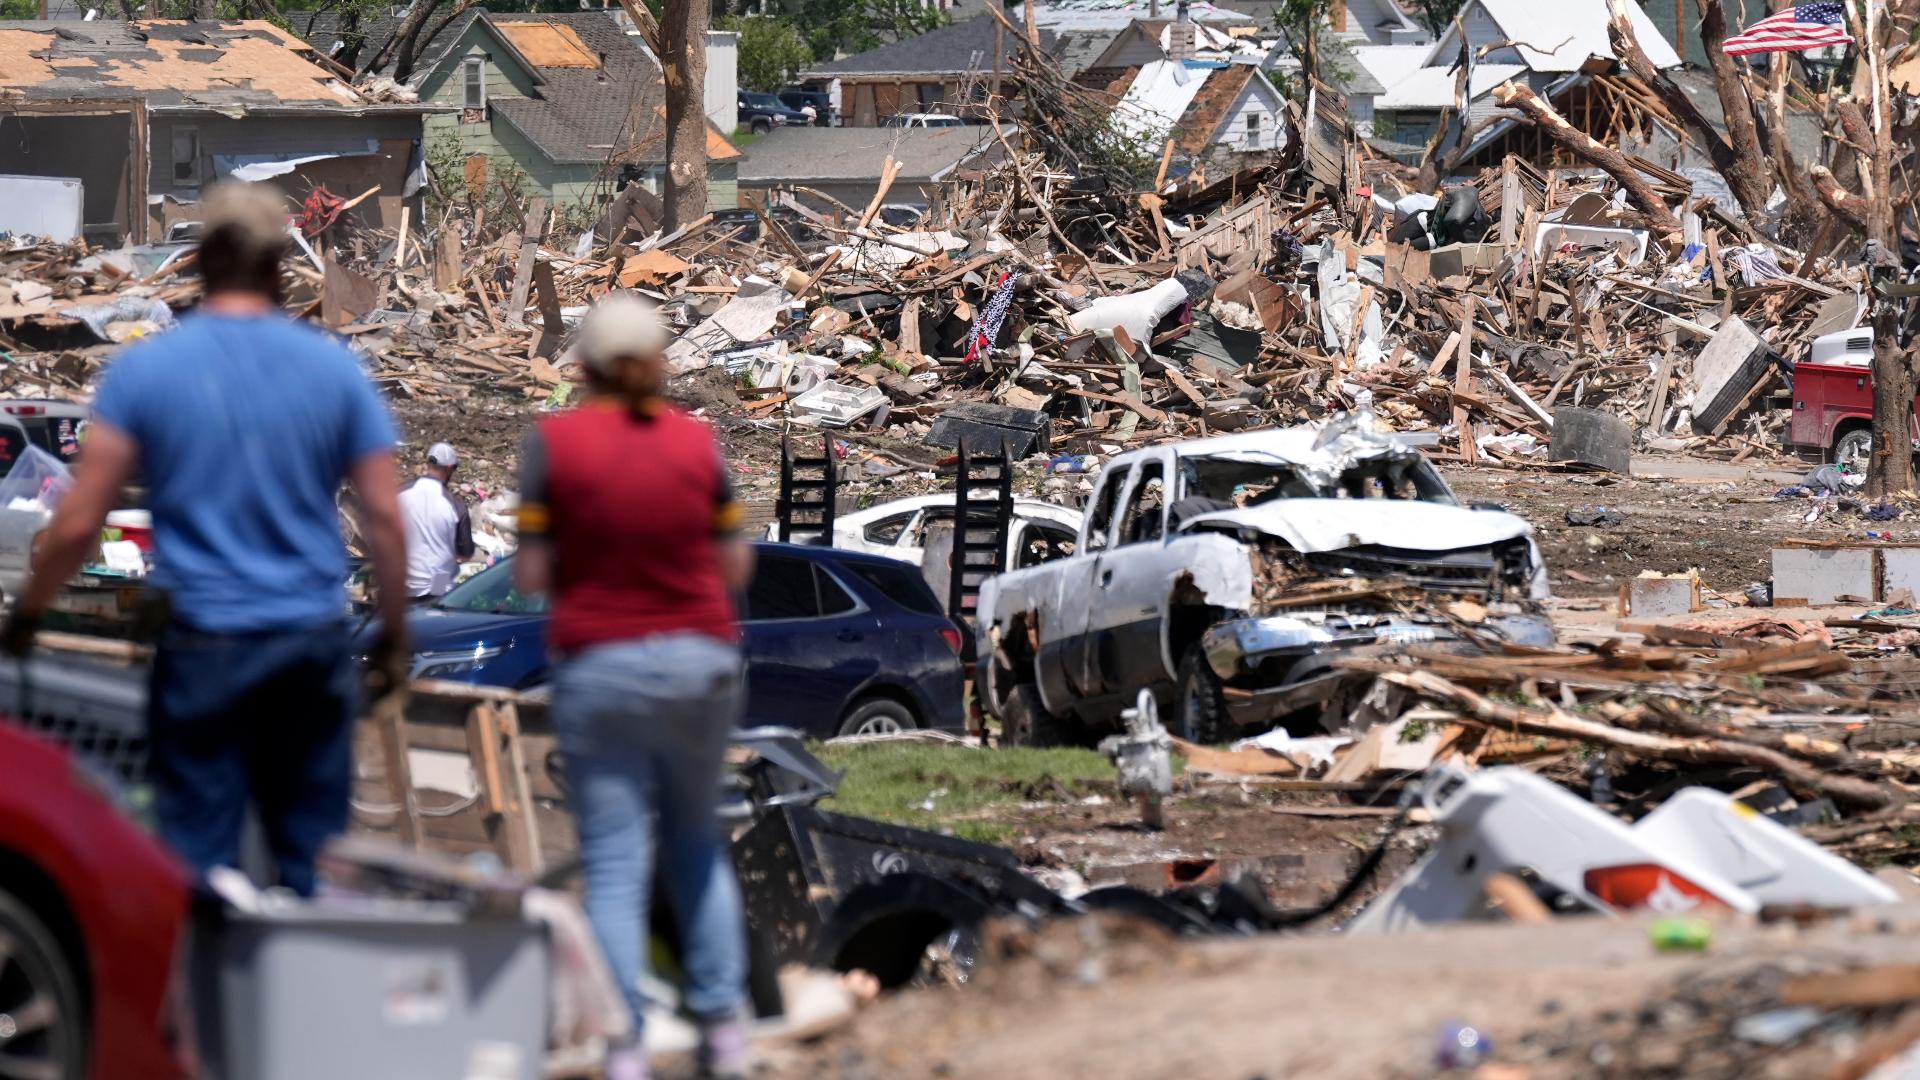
[1000,684,1070,747]
[1175,644,1231,746]
[0,887,85,1080]
[1833,428,1873,471]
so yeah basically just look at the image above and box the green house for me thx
[308,10,739,217]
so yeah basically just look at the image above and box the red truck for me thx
[1787,328,1900,468]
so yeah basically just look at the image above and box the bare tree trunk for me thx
[1862,0,1916,498]
[1606,0,1750,204]
[191,0,216,18]
[1834,97,1875,205]
[661,0,710,232]
[1760,58,1824,236]
[363,0,444,79]
[1692,0,1772,216]
[1491,83,1680,231]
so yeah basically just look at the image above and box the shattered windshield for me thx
[1178,451,1456,513]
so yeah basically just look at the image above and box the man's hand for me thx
[366,625,412,700]
[0,607,41,659]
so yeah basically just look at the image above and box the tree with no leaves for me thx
[659,0,709,232]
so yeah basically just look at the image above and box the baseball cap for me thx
[201,180,291,258]
[427,442,459,468]
[576,292,670,374]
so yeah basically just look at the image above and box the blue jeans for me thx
[147,620,357,897]
[552,633,747,1034]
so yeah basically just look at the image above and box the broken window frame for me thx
[1082,463,1132,552]
[862,510,917,546]
[463,56,487,110]
[171,126,201,187]
[1116,460,1168,546]
[1178,451,1458,508]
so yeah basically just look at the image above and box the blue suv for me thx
[360,542,967,738]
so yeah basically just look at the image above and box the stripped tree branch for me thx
[1692,0,1773,218]
[1809,165,1871,231]
[1491,82,1680,231]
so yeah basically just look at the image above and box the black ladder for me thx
[776,433,837,544]
[946,438,1015,638]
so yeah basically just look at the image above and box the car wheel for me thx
[999,684,1072,747]
[0,887,85,1080]
[1833,428,1873,471]
[838,697,916,738]
[750,119,772,134]
[1175,644,1231,746]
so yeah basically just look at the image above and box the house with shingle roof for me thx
[302,9,740,213]
[799,17,1060,127]
[0,18,439,244]
[738,124,1005,214]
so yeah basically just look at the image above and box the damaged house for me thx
[798,17,1059,127]
[1093,51,1291,171]
[0,20,438,245]
[303,10,741,212]
[738,124,1005,218]
[1349,0,1685,168]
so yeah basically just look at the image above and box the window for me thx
[439,559,549,614]
[745,555,866,620]
[847,560,945,616]
[862,511,916,546]
[815,566,858,616]
[1245,111,1263,148]
[1016,522,1077,569]
[463,57,486,109]
[1118,463,1166,545]
[171,127,200,186]
[1083,468,1129,552]
[746,553,818,620]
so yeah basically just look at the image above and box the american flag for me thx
[1723,2,1852,56]
[964,271,1017,363]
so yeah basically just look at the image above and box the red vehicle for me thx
[1785,327,1915,468]
[0,722,191,1079]
[1788,359,1920,469]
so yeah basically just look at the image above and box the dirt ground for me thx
[1442,458,1831,602]
[757,908,1920,1080]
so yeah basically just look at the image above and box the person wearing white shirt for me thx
[398,442,474,600]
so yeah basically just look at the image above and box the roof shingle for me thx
[802,17,1057,77]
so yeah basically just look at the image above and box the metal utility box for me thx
[1770,541,1908,606]
[193,904,549,1080]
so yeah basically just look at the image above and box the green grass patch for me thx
[811,742,1118,844]
[729,126,765,148]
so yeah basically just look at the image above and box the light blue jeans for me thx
[552,632,748,1035]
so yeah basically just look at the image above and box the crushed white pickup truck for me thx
[977,414,1553,745]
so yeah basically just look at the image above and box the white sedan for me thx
[769,494,1084,571]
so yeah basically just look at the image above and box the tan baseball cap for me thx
[576,291,670,374]
[201,180,291,257]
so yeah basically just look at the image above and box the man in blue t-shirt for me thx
[2,182,412,896]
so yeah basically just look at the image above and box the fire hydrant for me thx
[1100,689,1173,830]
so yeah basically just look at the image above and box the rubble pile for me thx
[0,80,1861,498]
